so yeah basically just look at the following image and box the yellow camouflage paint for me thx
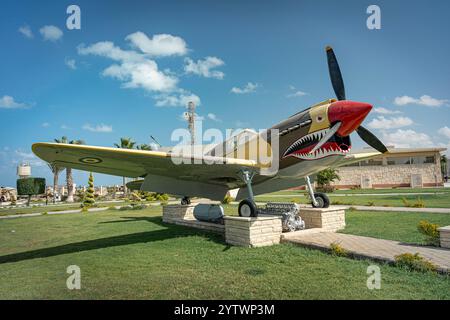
[308,103,330,133]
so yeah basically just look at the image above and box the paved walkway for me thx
[282,231,450,273]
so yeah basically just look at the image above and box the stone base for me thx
[299,207,345,232]
[162,204,224,234]
[162,204,197,222]
[224,216,282,247]
[438,226,450,248]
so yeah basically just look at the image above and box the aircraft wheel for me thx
[181,196,191,205]
[312,192,330,208]
[238,199,258,217]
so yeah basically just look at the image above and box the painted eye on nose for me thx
[316,115,324,122]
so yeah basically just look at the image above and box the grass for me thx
[0,207,449,299]
[0,201,145,216]
[341,210,450,244]
[255,189,450,208]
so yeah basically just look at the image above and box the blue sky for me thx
[1,0,449,187]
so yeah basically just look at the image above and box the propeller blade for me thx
[356,126,388,153]
[310,122,342,154]
[326,46,346,101]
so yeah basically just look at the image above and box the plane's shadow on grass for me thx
[0,216,225,265]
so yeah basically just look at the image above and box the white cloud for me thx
[39,25,63,42]
[381,129,433,148]
[83,123,113,133]
[373,107,401,115]
[394,95,448,107]
[78,40,178,93]
[207,113,221,122]
[0,96,30,109]
[155,91,201,107]
[61,124,70,130]
[438,126,450,140]
[287,91,308,98]
[231,82,258,94]
[13,150,45,167]
[102,61,178,92]
[184,57,225,79]
[78,41,143,62]
[65,58,76,70]
[126,32,188,57]
[367,116,414,130]
[42,122,50,128]
[18,25,33,39]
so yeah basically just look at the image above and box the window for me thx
[387,157,411,165]
[360,158,383,166]
[411,156,435,164]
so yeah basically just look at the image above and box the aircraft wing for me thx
[32,143,261,188]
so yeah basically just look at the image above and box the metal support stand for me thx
[305,176,318,207]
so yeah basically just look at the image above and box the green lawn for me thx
[341,210,450,244]
[0,207,449,299]
[0,201,145,216]
[255,188,450,208]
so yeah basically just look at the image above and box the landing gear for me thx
[312,192,330,208]
[305,176,330,208]
[181,196,191,205]
[238,199,258,217]
[237,170,258,217]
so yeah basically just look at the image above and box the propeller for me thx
[325,46,388,154]
[356,126,388,153]
[326,46,346,101]
[310,121,341,154]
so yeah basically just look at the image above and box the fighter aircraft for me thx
[32,47,387,217]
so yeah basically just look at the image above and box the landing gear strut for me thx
[305,176,330,208]
[181,196,191,205]
[237,170,258,217]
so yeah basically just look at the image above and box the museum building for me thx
[331,147,446,189]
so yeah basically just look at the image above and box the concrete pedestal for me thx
[162,204,197,223]
[224,216,282,247]
[438,226,450,248]
[299,207,346,232]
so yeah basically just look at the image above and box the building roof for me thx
[350,147,446,156]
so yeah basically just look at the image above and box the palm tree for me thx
[136,143,153,151]
[54,137,85,202]
[47,163,64,204]
[441,155,448,181]
[114,137,136,195]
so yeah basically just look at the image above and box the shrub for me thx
[155,193,169,201]
[417,220,440,246]
[394,253,437,273]
[329,242,348,257]
[17,178,46,206]
[402,197,426,208]
[222,194,232,204]
[367,201,375,206]
[82,173,95,209]
[316,168,340,193]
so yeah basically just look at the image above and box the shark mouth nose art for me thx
[283,128,351,160]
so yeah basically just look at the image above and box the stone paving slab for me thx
[283,232,450,273]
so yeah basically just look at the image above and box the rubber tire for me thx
[238,199,258,217]
[181,197,191,205]
[312,192,330,208]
